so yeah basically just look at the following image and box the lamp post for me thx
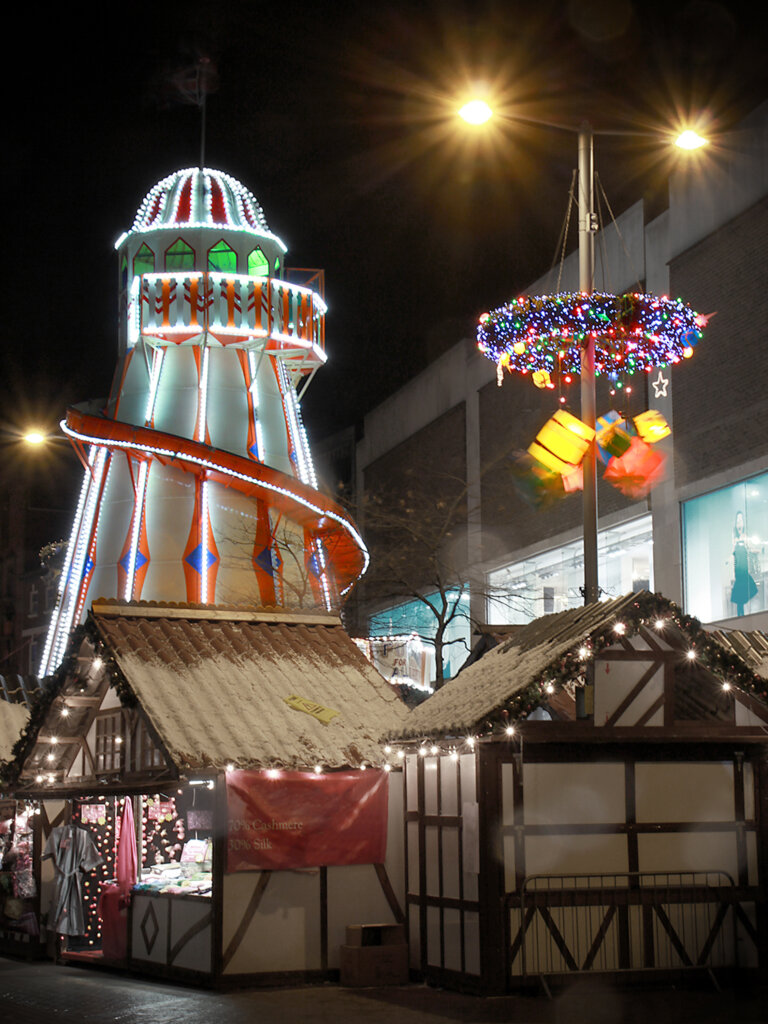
[459,102,705,605]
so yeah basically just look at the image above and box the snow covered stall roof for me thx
[0,701,29,767]
[90,601,408,771]
[399,591,768,739]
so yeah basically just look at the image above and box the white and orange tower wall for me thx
[40,168,367,675]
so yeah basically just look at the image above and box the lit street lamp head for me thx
[23,431,47,445]
[458,99,493,125]
[675,129,707,150]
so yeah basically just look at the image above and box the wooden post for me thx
[477,743,506,993]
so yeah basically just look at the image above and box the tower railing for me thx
[132,272,326,357]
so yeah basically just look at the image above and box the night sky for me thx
[5,0,767,459]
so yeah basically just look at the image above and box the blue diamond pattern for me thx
[119,550,147,573]
[254,547,274,576]
[185,543,219,575]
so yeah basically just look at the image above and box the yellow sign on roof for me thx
[284,695,340,726]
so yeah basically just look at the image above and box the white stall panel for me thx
[635,762,734,823]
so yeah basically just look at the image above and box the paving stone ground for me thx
[0,957,766,1024]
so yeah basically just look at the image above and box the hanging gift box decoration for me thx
[603,437,666,499]
[562,464,584,493]
[528,410,595,475]
[508,451,566,508]
[595,411,622,465]
[633,408,671,444]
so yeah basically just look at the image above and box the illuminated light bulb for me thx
[722,681,731,691]
[675,129,707,150]
[313,765,323,775]
[506,726,515,737]
[686,649,697,660]
[115,736,123,745]
[47,775,54,783]
[266,768,281,780]
[545,683,555,695]
[613,622,626,635]
[360,763,367,770]
[458,99,493,125]
[60,706,70,717]
[93,656,103,671]
[430,745,439,755]
[578,646,590,660]
[46,753,55,763]
[50,736,58,745]
[418,747,428,757]
[396,750,405,760]
[226,763,234,772]
[384,763,392,772]
[654,619,666,630]
[35,775,44,783]
[384,745,392,755]
[467,737,476,749]
[23,431,47,445]
[683,346,693,358]
[450,751,459,761]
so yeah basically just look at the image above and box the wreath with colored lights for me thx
[477,292,705,382]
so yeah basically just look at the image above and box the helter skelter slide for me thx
[40,168,368,676]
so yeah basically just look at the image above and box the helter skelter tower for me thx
[40,168,368,675]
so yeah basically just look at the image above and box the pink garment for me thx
[116,797,137,898]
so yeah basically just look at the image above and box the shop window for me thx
[133,243,155,277]
[487,515,653,625]
[369,588,471,684]
[165,238,195,272]
[130,719,165,772]
[682,473,768,622]
[95,712,123,773]
[248,246,269,277]
[208,239,237,274]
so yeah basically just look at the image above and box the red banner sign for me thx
[226,769,388,872]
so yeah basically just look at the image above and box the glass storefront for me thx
[487,516,654,625]
[682,472,768,623]
[368,589,471,682]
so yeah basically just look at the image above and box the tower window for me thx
[134,243,155,277]
[165,238,195,272]
[248,247,269,277]
[208,239,237,274]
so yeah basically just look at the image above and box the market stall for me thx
[11,600,408,984]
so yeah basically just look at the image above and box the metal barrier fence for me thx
[510,871,753,982]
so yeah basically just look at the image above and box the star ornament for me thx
[652,371,669,399]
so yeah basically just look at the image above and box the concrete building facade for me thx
[355,103,768,659]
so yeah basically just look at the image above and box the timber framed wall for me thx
[404,737,768,993]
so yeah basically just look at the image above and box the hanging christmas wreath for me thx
[477,291,705,382]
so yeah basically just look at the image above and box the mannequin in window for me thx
[731,510,757,616]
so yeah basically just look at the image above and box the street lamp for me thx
[459,101,706,604]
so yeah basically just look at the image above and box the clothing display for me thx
[43,824,103,936]
[731,539,758,607]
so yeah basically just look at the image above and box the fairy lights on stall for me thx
[377,594,767,761]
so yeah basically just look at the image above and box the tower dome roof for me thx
[131,167,275,239]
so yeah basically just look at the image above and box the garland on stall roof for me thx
[481,591,768,736]
[386,592,768,756]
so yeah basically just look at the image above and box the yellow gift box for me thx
[529,410,595,473]
[633,409,671,444]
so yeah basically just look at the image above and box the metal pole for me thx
[578,123,599,604]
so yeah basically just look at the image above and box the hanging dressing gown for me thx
[43,824,103,936]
